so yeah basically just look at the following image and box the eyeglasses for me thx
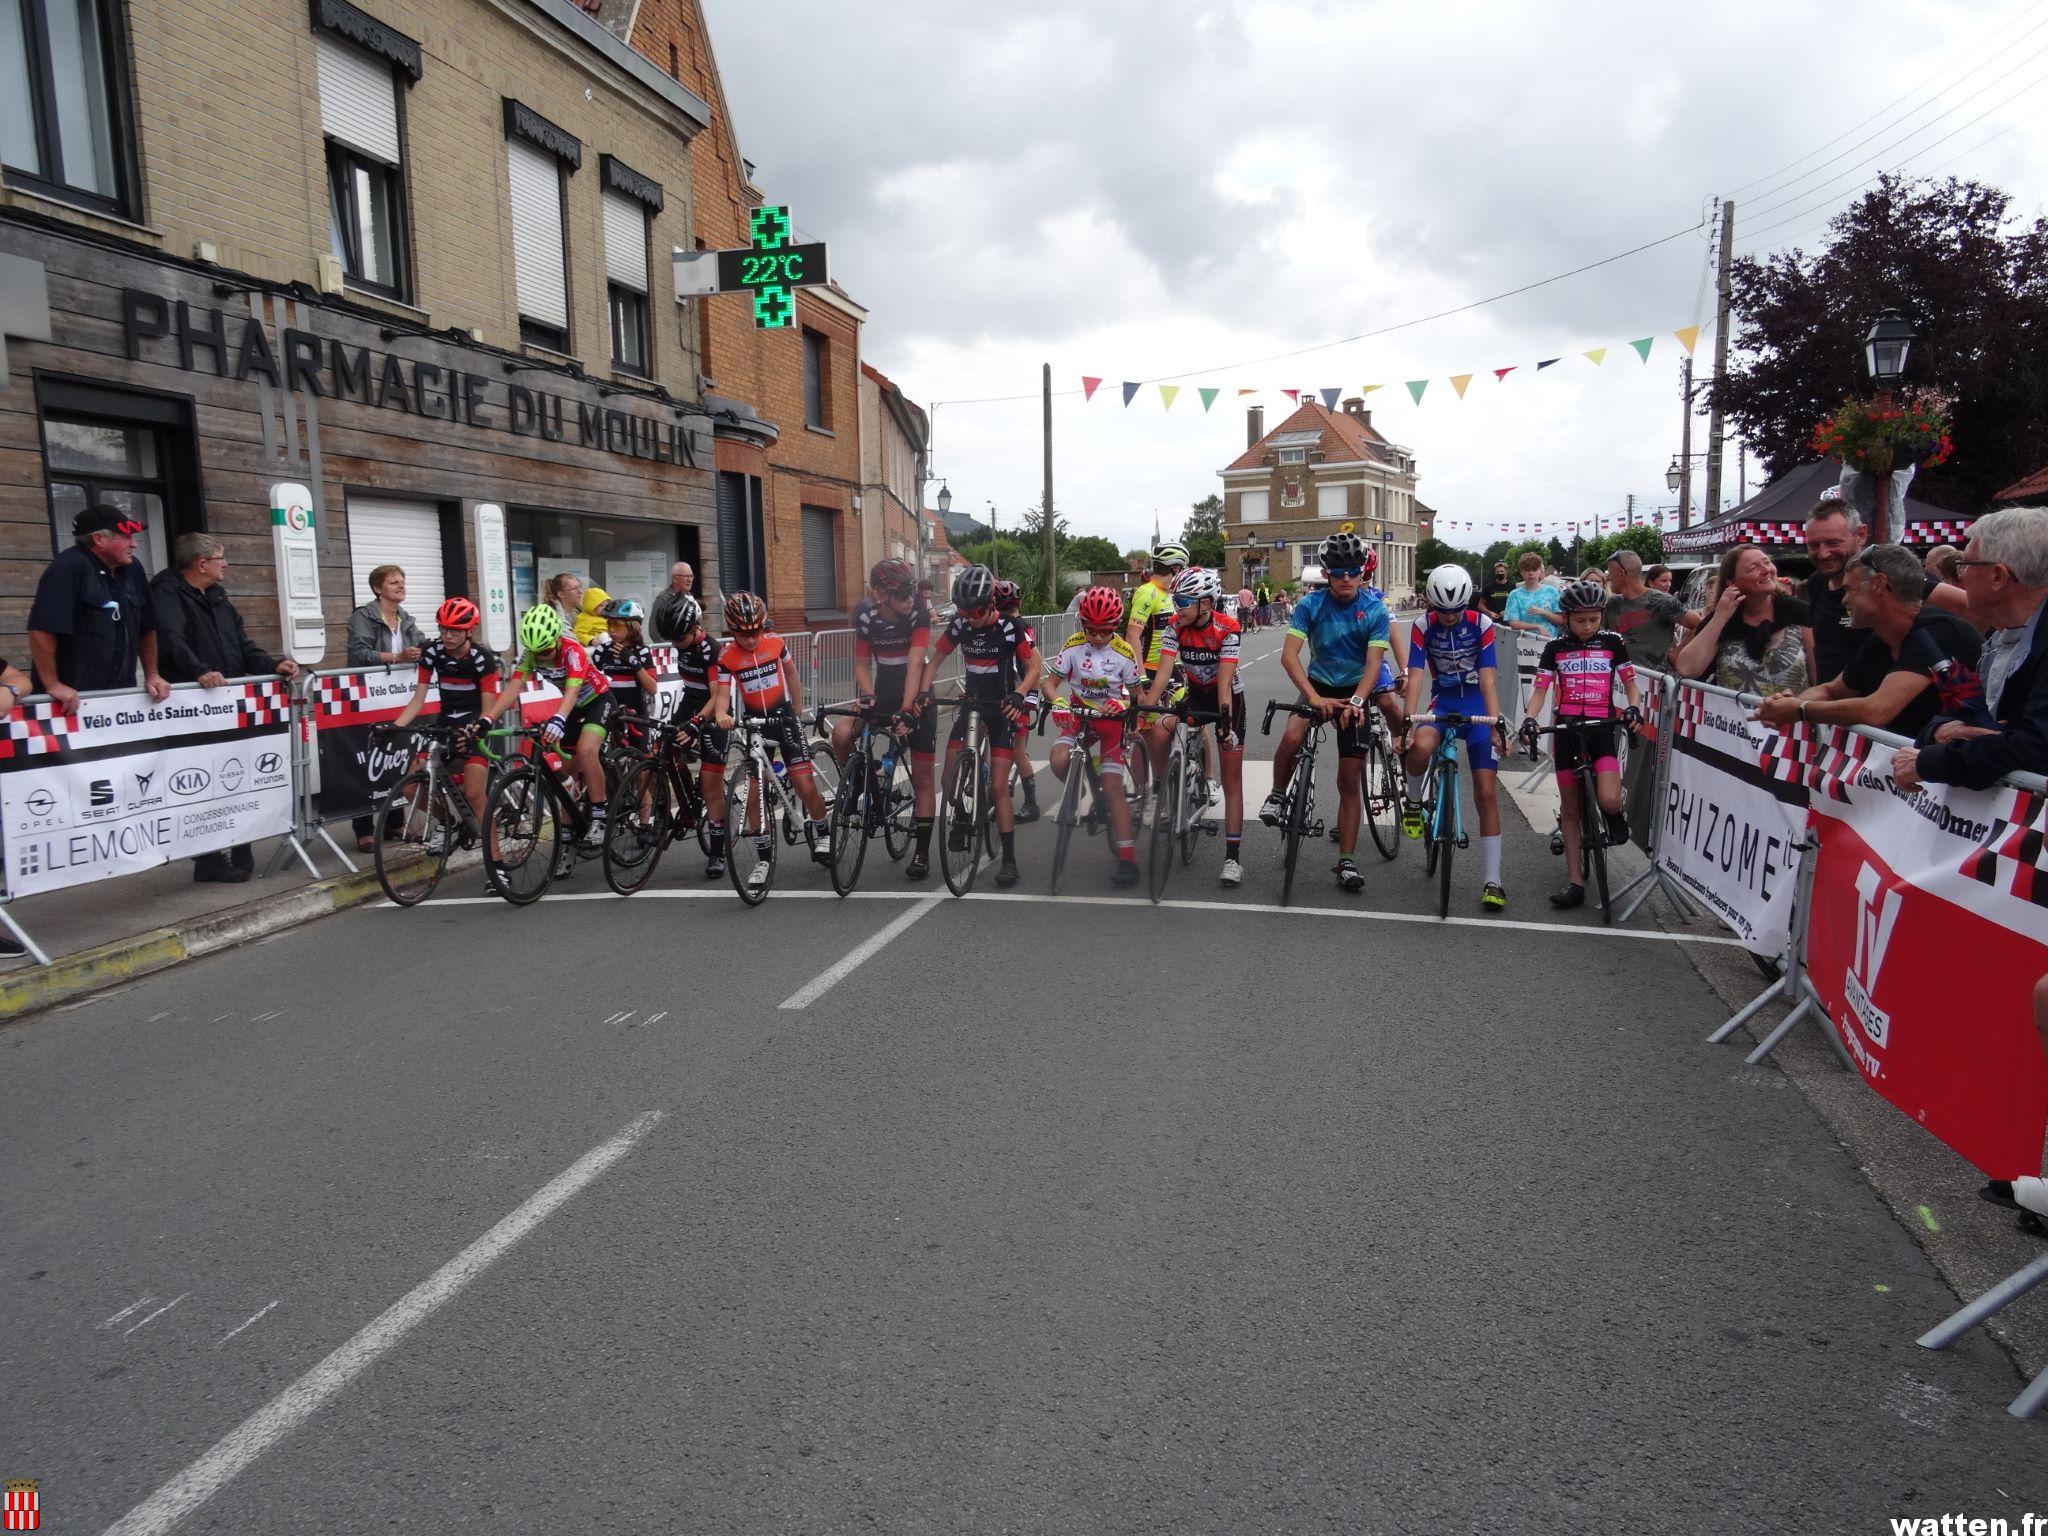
[1950,558,2004,576]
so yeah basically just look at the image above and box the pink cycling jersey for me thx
[1535,631,1634,718]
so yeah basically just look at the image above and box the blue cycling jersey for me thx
[1287,587,1392,687]
[1408,608,1499,707]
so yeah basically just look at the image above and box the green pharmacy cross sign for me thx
[713,206,829,330]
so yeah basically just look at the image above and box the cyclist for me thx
[473,603,614,851]
[389,596,500,834]
[1519,579,1645,909]
[1401,565,1512,912]
[931,564,1041,888]
[1125,541,1189,807]
[841,558,939,880]
[591,598,659,746]
[994,579,1042,825]
[711,590,831,892]
[1047,585,1143,886]
[1262,532,1394,893]
[1138,567,1247,886]
[667,594,729,879]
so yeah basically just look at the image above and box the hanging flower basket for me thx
[1809,387,1955,473]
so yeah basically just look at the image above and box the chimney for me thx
[1342,396,1369,426]
[1246,405,1264,449]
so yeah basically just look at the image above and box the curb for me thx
[0,861,399,1022]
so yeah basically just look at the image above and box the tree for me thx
[1064,535,1123,572]
[1417,537,1478,584]
[1183,494,1226,569]
[1713,174,2048,512]
[1019,501,1070,541]
[1543,536,1569,572]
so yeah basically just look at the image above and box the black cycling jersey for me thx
[853,596,932,699]
[415,639,499,722]
[590,639,655,701]
[934,613,1035,697]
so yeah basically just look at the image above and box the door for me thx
[345,495,446,619]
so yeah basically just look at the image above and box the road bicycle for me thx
[368,718,505,906]
[1040,698,1129,896]
[812,700,916,896]
[479,725,602,906]
[1145,695,1223,904]
[1261,699,1330,909]
[600,712,716,896]
[935,691,1020,897]
[1523,717,1634,927]
[722,713,836,906]
[1361,692,1408,862]
[1409,712,1504,920]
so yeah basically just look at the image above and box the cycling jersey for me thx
[1048,631,1141,709]
[717,632,795,714]
[1288,587,1393,688]
[415,639,499,721]
[514,636,609,700]
[1159,610,1243,695]
[1536,631,1634,719]
[1128,580,1173,669]
[1408,609,1498,708]
[933,612,1035,696]
[852,596,933,699]
[672,634,720,700]
[590,640,655,702]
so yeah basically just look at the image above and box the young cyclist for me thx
[666,594,729,878]
[1519,579,1645,909]
[931,564,1042,888]
[1401,565,1512,912]
[591,598,659,743]
[711,590,830,892]
[390,596,499,838]
[1138,567,1247,886]
[1125,541,1189,806]
[1263,532,1393,893]
[841,559,939,879]
[473,603,613,851]
[1047,585,1143,886]
[994,579,1042,825]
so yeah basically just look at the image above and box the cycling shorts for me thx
[875,683,939,757]
[1301,683,1374,761]
[1053,713,1128,775]
[751,703,812,775]
[946,693,1018,756]
[1426,701,1499,772]
[1553,719,1620,775]
[1182,688,1246,752]
[565,691,612,740]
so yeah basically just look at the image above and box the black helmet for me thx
[1558,579,1606,615]
[952,565,997,610]
[1319,531,1369,568]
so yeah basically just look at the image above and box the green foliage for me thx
[1064,535,1124,572]
[1183,494,1226,569]
[1417,537,1480,584]
[948,531,1084,615]
[1575,524,1664,570]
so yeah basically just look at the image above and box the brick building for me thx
[1218,398,1422,596]
[0,0,721,662]
[856,363,926,580]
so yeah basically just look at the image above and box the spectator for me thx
[151,533,301,882]
[546,570,583,626]
[346,565,424,850]
[1925,544,1962,587]
[1799,500,1869,685]
[652,562,697,642]
[1675,544,1813,697]
[1238,582,1256,629]
[1482,561,1514,619]
[573,584,611,648]
[1603,550,1687,670]
[1753,544,1981,740]
[1646,563,1675,594]
[1255,581,1273,630]
[1502,553,1561,640]
[1894,505,2048,790]
[27,505,172,712]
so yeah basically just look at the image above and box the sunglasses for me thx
[1325,566,1364,580]
[1172,591,1207,608]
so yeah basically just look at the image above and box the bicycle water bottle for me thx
[771,757,788,781]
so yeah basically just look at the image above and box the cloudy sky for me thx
[703,0,2048,554]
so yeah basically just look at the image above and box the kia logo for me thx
[220,758,246,791]
[170,767,210,796]
[256,752,283,775]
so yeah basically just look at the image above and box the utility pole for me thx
[1737,437,1747,504]
[1042,362,1055,607]
[1625,492,1635,529]
[1702,198,1736,521]
[988,502,998,580]
[1678,355,1695,530]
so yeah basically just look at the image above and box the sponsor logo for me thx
[170,767,210,797]
[1844,860,1902,1064]
[89,778,114,808]
[219,757,246,793]
[24,789,54,817]
[134,770,156,796]
[255,752,283,777]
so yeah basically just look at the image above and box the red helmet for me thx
[1361,545,1379,582]
[1076,586,1124,629]
[870,558,916,596]
[436,596,480,630]
[724,591,767,631]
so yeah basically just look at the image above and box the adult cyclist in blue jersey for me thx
[1262,531,1395,893]
[1401,564,1512,911]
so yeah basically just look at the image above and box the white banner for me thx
[0,681,293,898]
[1656,683,1807,956]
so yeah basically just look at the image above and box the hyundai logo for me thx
[255,752,283,776]
[170,767,210,796]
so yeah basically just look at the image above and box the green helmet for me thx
[518,603,564,652]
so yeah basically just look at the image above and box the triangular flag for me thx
[1237,388,1258,396]
[1360,384,1383,396]
[1198,387,1220,412]
[1320,387,1342,409]
[1493,367,1516,382]
[1081,376,1103,402]
[1449,374,1473,399]
[1121,381,1140,407]
[1160,384,1180,411]
[1406,380,1428,404]
[1630,337,1654,363]
[1584,349,1607,366]
[1537,358,1559,370]
[1282,389,1300,404]
[1674,325,1701,355]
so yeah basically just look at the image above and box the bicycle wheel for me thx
[977,741,999,860]
[1582,773,1612,926]
[678,760,716,857]
[1280,756,1310,908]
[1423,763,1441,878]
[828,748,870,896]
[880,751,915,861]
[373,768,451,906]
[601,755,670,896]
[1048,755,1083,895]
[725,757,776,905]
[1363,733,1401,862]
[938,739,985,896]
[482,761,561,906]
[1147,741,1184,903]
[808,741,840,804]
[1434,773,1455,920]
[1178,745,1204,866]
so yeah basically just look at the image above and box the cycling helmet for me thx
[1360,545,1379,582]
[436,596,481,631]
[608,597,645,623]
[669,594,703,634]
[518,603,563,652]
[1319,531,1369,569]
[1558,579,1607,615]
[952,565,996,611]
[724,591,767,631]
[993,578,1022,610]
[1151,542,1190,571]
[871,558,916,596]
[1424,564,1475,612]
[1076,585,1125,629]
[1171,566,1211,606]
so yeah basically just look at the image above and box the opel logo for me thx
[25,788,54,816]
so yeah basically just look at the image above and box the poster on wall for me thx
[510,540,536,614]
[603,554,665,614]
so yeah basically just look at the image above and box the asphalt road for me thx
[4,622,2044,1534]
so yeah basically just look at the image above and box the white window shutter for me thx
[1239,490,1269,524]
[346,497,446,622]
[315,34,400,165]
[602,191,648,291]
[507,140,568,328]
[1318,484,1348,519]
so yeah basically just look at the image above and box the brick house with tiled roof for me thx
[1218,398,1422,594]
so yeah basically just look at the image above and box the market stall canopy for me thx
[1663,460,1967,556]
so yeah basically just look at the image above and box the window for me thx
[1278,447,1305,464]
[1,0,136,214]
[1371,486,1382,520]
[1317,484,1348,519]
[800,505,838,613]
[803,327,828,429]
[602,189,650,376]
[315,32,409,297]
[508,138,570,350]
[715,471,765,599]
[36,378,205,577]
[1238,490,1268,524]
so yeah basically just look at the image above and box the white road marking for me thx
[641,1011,668,1028]
[215,1301,278,1348]
[249,1011,285,1024]
[99,1110,664,1536]
[779,896,945,1009]
[145,1012,170,1023]
[122,1293,188,1337]
[602,1011,634,1026]
[101,1296,155,1328]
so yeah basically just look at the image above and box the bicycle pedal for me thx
[1457,835,1470,849]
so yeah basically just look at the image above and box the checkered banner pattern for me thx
[1959,788,2048,910]
[1671,687,1708,740]
[312,673,380,716]
[1739,520,1806,546]
[0,700,76,761]
[1903,519,1976,544]
[1757,720,1870,803]
[236,678,289,727]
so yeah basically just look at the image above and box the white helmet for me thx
[1171,566,1211,606]
[1425,564,1474,612]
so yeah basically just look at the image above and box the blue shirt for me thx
[1287,587,1392,688]
[1409,609,1500,707]
[1501,583,1559,640]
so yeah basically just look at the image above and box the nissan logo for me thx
[219,758,246,791]
[170,767,210,796]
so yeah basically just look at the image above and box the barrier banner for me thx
[1624,670,1667,855]
[1656,683,1806,955]
[1789,726,2048,1175]
[0,681,292,897]
[311,666,436,822]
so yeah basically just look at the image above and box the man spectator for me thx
[28,505,171,712]
[1753,544,1980,741]
[1255,581,1272,630]
[1894,506,2048,791]
[1801,497,1868,684]
[151,532,301,882]
[1481,561,1514,619]
[1925,544,1962,587]
[1237,581,1256,630]
[651,560,696,643]
[1603,550,1686,670]
[1646,563,1675,594]
[1502,553,1561,641]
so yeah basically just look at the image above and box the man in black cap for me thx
[27,504,171,712]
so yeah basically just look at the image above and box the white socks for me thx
[2017,1176,2048,1217]
[1483,834,1502,885]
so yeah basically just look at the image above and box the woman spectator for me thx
[346,564,425,850]
[1675,544,1813,697]
[547,571,584,627]
[1646,564,1675,594]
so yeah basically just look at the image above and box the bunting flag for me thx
[1160,384,1180,411]
[1320,387,1342,409]
[1584,348,1607,366]
[1282,389,1300,403]
[1630,337,1654,363]
[1674,325,1701,355]
[1121,381,1140,407]
[1360,384,1383,396]
[1081,376,1103,402]
[1406,380,1428,404]
[1537,358,1559,370]
[1237,388,1258,396]
[1449,373,1473,399]
[1493,367,1516,382]
[1198,387,1220,411]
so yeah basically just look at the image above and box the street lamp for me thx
[936,482,952,516]
[1864,309,1916,384]
[1665,456,1683,493]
